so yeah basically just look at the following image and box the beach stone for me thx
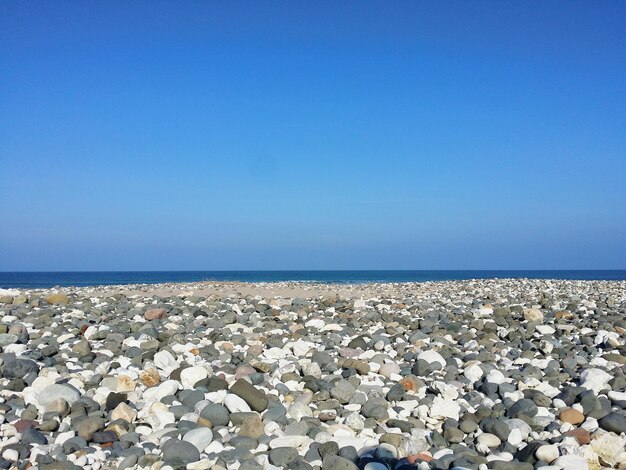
[341,358,370,375]
[224,393,252,413]
[183,427,213,452]
[21,428,47,445]
[162,438,200,465]
[140,368,161,387]
[322,454,359,470]
[552,455,589,469]
[144,308,167,320]
[506,398,537,418]
[269,448,300,466]
[239,414,264,438]
[14,419,37,433]
[379,362,401,378]
[330,380,356,404]
[443,427,464,444]
[490,463,533,470]
[477,433,501,447]
[535,444,559,463]
[318,441,339,458]
[77,417,105,441]
[4,275,626,470]
[302,362,323,378]
[560,408,584,425]
[111,402,137,422]
[180,366,208,389]
[562,428,591,445]
[72,339,91,356]
[430,396,460,420]
[590,431,625,467]
[598,412,626,433]
[580,368,612,393]
[523,308,543,322]
[2,358,38,378]
[417,350,446,368]
[45,294,69,305]
[199,403,230,426]
[230,379,268,412]
[105,391,127,411]
[464,364,484,382]
[361,397,389,420]
[481,419,511,441]
[0,334,18,346]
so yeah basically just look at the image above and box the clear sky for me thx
[1,1,625,270]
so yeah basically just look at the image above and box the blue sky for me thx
[1,1,625,270]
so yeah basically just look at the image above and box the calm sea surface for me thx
[1,270,625,288]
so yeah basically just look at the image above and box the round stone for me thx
[477,433,501,447]
[183,427,213,452]
[162,438,200,465]
[560,408,585,425]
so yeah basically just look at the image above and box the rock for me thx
[464,364,484,382]
[39,383,82,407]
[180,366,208,389]
[580,368,612,393]
[2,358,38,378]
[561,428,591,445]
[183,427,213,452]
[477,433,501,447]
[162,438,201,465]
[77,417,105,441]
[269,448,300,466]
[111,402,137,422]
[153,350,178,371]
[21,428,48,445]
[239,414,264,439]
[230,379,268,412]
[590,430,625,467]
[322,454,359,470]
[46,294,69,305]
[417,350,446,368]
[378,362,401,378]
[340,358,370,375]
[430,396,460,420]
[72,339,91,356]
[552,455,589,469]
[199,403,230,427]
[330,380,356,404]
[140,368,161,387]
[523,308,543,322]
[144,308,167,320]
[598,412,626,433]
[362,397,389,420]
[535,444,559,463]
[0,334,18,346]
[302,362,322,378]
[224,393,252,413]
[559,407,585,425]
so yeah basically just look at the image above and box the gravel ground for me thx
[0,279,625,470]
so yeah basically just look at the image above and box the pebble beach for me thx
[0,278,625,470]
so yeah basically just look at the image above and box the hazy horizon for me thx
[2,2,625,271]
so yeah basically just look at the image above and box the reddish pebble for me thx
[560,408,585,425]
[407,453,433,464]
[144,308,167,320]
[562,428,591,445]
[14,419,38,433]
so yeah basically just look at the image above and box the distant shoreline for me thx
[1,269,625,289]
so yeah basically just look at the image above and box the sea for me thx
[0,270,625,288]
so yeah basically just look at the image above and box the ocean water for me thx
[0,270,625,288]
